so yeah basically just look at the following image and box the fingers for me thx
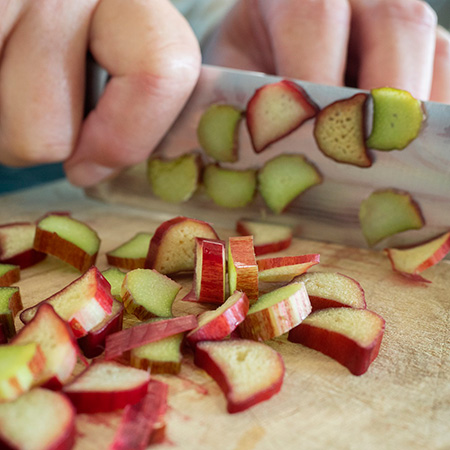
[430,26,450,103]
[0,0,96,166]
[349,0,437,100]
[204,0,351,86]
[64,0,201,187]
[257,0,351,85]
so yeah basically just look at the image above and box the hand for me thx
[203,0,450,103]
[0,0,201,186]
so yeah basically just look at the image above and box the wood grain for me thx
[2,180,449,450]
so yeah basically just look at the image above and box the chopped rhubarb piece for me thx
[257,254,320,283]
[236,219,293,256]
[194,340,285,413]
[0,222,46,269]
[110,380,168,450]
[385,230,450,282]
[0,264,20,287]
[0,287,22,340]
[228,236,259,304]
[106,232,153,270]
[0,388,76,450]
[12,303,80,389]
[239,282,311,341]
[104,315,198,361]
[288,307,385,375]
[145,216,219,275]
[63,361,150,413]
[0,343,46,402]
[20,266,113,338]
[294,271,367,310]
[34,213,100,272]
[187,290,249,346]
[193,238,226,304]
[77,298,124,359]
[121,269,181,320]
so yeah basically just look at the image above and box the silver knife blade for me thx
[86,64,450,250]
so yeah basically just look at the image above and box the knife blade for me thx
[86,64,450,250]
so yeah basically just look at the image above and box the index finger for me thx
[64,0,201,187]
[259,0,351,85]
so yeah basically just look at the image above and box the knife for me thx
[86,64,450,250]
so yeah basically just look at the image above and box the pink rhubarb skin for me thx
[228,236,259,304]
[105,315,198,361]
[110,380,168,450]
[194,238,226,304]
[77,298,124,358]
[186,291,250,346]
[62,361,151,414]
[194,341,285,414]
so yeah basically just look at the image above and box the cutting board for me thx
[2,181,449,450]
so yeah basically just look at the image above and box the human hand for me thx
[0,0,201,186]
[203,0,450,103]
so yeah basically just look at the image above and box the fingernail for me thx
[64,161,118,187]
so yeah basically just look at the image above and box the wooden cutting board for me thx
[2,180,449,450]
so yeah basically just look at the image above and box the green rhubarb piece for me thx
[122,269,181,318]
[258,154,322,214]
[102,268,126,301]
[147,153,200,203]
[130,326,183,373]
[197,104,242,162]
[359,189,425,247]
[0,287,21,339]
[0,342,42,401]
[37,215,99,255]
[249,282,303,314]
[203,165,257,208]
[366,87,424,150]
[108,233,152,260]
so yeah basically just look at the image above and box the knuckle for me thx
[1,131,73,165]
[375,0,437,29]
[436,26,450,56]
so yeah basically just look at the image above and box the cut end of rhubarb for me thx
[359,189,425,247]
[258,154,322,214]
[197,104,242,162]
[63,361,150,413]
[293,271,366,310]
[34,214,100,272]
[236,219,293,256]
[106,232,153,270]
[246,80,319,153]
[385,230,450,281]
[147,153,201,203]
[203,165,257,209]
[0,388,76,450]
[288,307,385,375]
[314,93,372,167]
[195,339,285,413]
[367,87,424,151]
[146,216,219,275]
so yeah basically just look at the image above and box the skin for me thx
[0,0,448,186]
[203,0,450,104]
[0,0,201,186]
